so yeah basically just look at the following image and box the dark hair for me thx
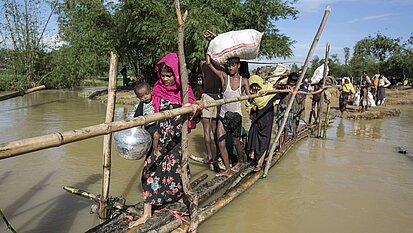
[288,72,300,82]
[226,57,241,65]
[157,62,174,73]
[239,61,250,79]
[134,82,150,95]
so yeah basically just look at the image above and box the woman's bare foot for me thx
[231,162,242,172]
[128,216,148,229]
[216,170,232,177]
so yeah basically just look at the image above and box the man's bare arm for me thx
[205,54,225,85]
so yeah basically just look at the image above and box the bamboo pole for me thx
[0,85,46,101]
[263,6,331,177]
[0,88,327,160]
[100,52,118,221]
[197,128,312,223]
[317,43,330,137]
[63,174,208,217]
[175,1,199,232]
[0,208,17,233]
[322,102,331,139]
[163,127,314,233]
[245,60,304,65]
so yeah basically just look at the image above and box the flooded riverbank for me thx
[1,90,413,232]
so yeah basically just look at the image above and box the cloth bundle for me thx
[207,29,263,64]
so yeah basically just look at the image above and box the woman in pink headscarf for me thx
[129,52,200,229]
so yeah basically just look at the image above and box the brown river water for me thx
[1,90,413,233]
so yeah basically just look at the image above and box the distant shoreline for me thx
[81,86,413,120]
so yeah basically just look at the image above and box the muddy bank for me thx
[334,106,401,120]
[79,87,138,106]
[80,86,413,120]
[334,87,412,120]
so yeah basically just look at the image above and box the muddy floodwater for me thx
[1,90,413,233]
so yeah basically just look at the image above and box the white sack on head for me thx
[272,63,290,76]
[207,29,263,64]
[311,64,329,84]
[266,64,290,85]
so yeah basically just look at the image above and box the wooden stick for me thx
[244,60,304,65]
[63,174,208,216]
[0,87,328,160]
[322,102,331,139]
[317,43,330,137]
[175,1,198,232]
[0,208,17,233]
[165,127,313,233]
[263,6,331,177]
[100,52,118,221]
[0,85,46,101]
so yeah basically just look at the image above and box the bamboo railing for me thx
[317,43,330,137]
[263,5,331,177]
[0,4,334,233]
[0,88,327,160]
[0,85,46,101]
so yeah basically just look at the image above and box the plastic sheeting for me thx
[114,127,152,160]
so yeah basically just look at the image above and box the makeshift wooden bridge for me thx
[0,2,332,232]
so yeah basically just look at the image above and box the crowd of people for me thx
[338,71,392,115]
[128,51,320,228]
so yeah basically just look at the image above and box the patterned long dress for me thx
[141,100,186,207]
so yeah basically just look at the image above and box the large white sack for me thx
[311,64,329,84]
[368,91,376,107]
[266,64,290,85]
[272,63,290,76]
[207,29,263,64]
[353,90,360,106]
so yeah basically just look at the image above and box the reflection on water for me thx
[1,91,413,233]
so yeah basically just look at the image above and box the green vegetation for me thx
[308,33,413,80]
[1,0,298,90]
[1,1,412,91]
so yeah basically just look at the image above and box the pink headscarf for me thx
[152,52,197,129]
[152,52,195,112]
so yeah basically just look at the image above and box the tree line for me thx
[1,0,412,91]
[307,32,413,82]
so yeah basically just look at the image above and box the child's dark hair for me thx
[288,72,300,82]
[134,82,150,94]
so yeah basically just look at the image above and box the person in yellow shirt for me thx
[246,75,279,172]
[339,77,355,115]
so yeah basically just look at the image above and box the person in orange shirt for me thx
[371,74,379,102]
